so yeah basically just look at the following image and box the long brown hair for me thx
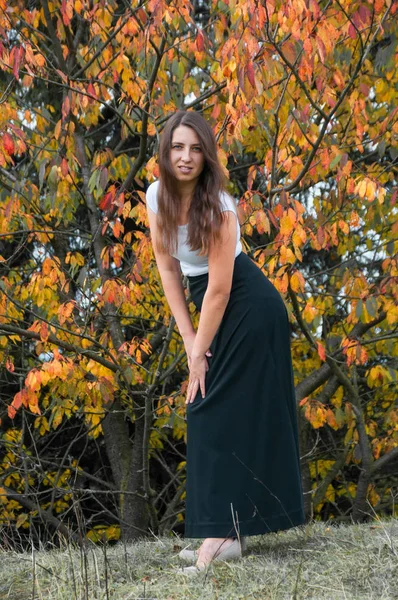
[157,111,226,255]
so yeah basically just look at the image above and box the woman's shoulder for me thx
[146,180,160,213]
[219,190,238,213]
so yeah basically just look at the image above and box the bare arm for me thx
[187,211,238,401]
[147,206,195,340]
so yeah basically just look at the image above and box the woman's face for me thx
[170,125,205,184]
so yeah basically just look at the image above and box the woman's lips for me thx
[179,166,192,173]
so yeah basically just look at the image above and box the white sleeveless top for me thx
[146,180,242,276]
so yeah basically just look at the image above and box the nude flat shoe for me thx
[180,537,246,573]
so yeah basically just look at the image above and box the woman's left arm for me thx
[186,211,237,403]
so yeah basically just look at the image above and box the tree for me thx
[0,0,397,545]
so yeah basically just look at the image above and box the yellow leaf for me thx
[356,179,367,198]
[292,225,306,248]
[303,303,318,323]
[280,214,294,237]
[325,484,335,502]
[279,245,295,265]
[0,487,7,504]
[377,187,386,204]
[365,179,376,202]
[147,122,156,136]
[16,513,29,529]
[290,271,305,293]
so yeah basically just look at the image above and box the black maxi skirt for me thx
[185,252,305,538]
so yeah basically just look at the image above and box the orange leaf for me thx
[326,409,339,430]
[274,272,289,294]
[40,322,49,342]
[60,158,69,177]
[6,358,14,372]
[338,219,349,235]
[317,37,326,63]
[317,342,326,361]
[256,210,270,235]
[8,405,16,419]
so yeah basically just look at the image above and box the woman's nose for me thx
[182,149,192,162]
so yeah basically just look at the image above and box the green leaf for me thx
[330,154,342,169]
[356,299,363,320]
[365,297,377,318]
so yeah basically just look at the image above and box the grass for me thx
[0,519,397,599]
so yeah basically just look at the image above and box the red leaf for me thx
[136,8,148,24]
[62,95,70,121]
[358,5,370,24]
[196,29,205,52]
[266,208,279,230]
[87,82,97,101]
[61,0,72,25]
[246,61,256,88]
[11,46,20,79]
[99,192,114,212]
[317,227,325,246]
[3,132,15,155]
[55,69,68,83]
[348,23,356,39]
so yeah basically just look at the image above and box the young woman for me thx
[146,111,305,573]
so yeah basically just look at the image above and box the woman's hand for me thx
[182,333,212,404]
[186,352,208,404]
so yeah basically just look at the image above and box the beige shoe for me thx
[178,547,198,562]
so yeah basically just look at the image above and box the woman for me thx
[146,111,305,573]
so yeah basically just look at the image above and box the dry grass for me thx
[0,519,397,599]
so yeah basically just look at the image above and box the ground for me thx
[0,519,397,599]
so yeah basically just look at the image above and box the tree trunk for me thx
[101,399,149,541]
[352,470,371,522]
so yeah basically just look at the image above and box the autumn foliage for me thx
[0,0,397,545]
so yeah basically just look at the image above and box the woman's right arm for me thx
[146,206,196,346]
